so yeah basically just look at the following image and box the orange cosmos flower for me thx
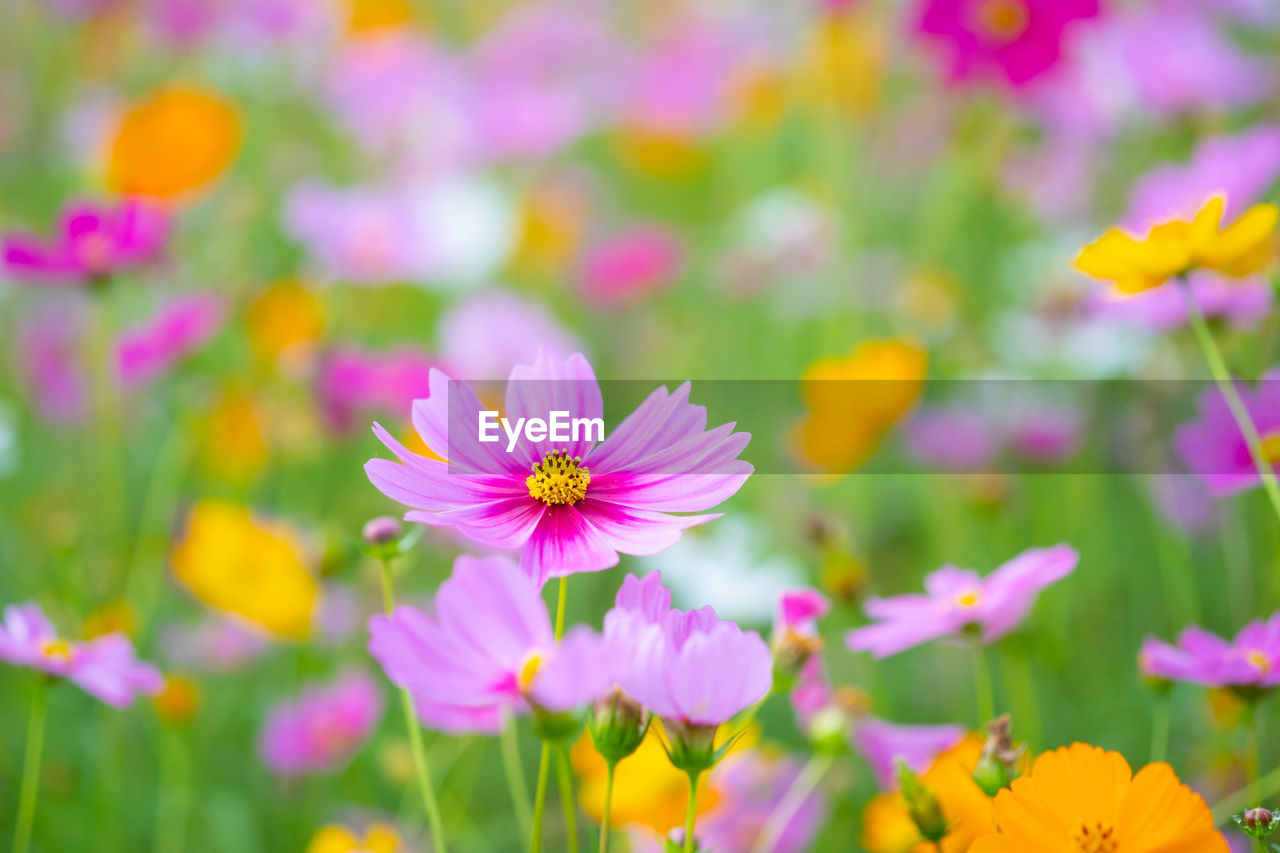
[971,743,1228,853]
[107,87,240,200]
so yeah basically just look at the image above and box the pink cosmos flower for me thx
[775,588,830,638]
[14,299,87,424]
[3,197,168,285]
[161,616,268,672]
[846,544,1079,657]
[437,289,581,380]
[1140,615,1280,689]
[364,349,751,586]
[915,0,1100,88]
[367,554,613,735]
[258,671,384,775]
[1174,372,1280,497]
[116,294,223,386]
[698,749,828,853]
[852,718,967,790]
[316,347,436,433]
[1093,272,1271,333]
[903,406,999,472]
[0,602,163,707]
[580,226,684,307]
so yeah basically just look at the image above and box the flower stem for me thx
[377,558,448,853]
[683,770,701,853]
[152,728,189,853]
[556,745,579,853]
[1212,760,1280,822]
[598,762,616,853]
[973,645,995,727]
[750,752,834,853]
[1149,695,1170,764]
[1180,278,1280,526]
[531,578,571,853]
[1246,703,1262,805]
[12,682,47,853]
[501,713,533,840]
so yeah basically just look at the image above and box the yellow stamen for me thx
[41,639,73,662]
[1073,820,1118,853]
[1247,650,1272,673]
[517,650,545,693]
[1260,430,1280,466]
[972,0,1030,44]
[955,590,981,609]
[526,449,591,506]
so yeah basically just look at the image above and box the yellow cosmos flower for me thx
[614,125,707,180]
[107,87,240,200]
[512,181,589,279]
[1075,196,1278,294]
[798,5,885,118]
[200,387,270,484]
[971,743,1227,853]
[171,501,319,640]
[861,734,994,853]
[245,279,326,369]
[796,339,927,474]
[306,823,400,853]
[341,0,414,34]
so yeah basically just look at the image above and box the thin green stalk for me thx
[750,752,834,853]
[152,728,189,853]
[12,682,47,853]
[598,763,616,853]
[973,645,995,727]
[556,746,579,853]
[683,771,701,853]
[554,577,568,641]
[501,714,533,839]
[1246,704,1262,806]
[530,747,552,853]
[1149,695,1170,765]
[1180,278,1280,526]
[1213,763,1280,822]
[378,558,448,853]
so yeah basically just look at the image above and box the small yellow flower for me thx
[1075,196,1278,294]
[171,501,319,640]
[83,600,137,639]
[306,823,400,853]
[201,387,270,484]
[245,280,326,369]
[153,675,200,724]
[107,87,240,200]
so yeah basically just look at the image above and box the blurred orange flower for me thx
[245,279,327,370]
[171,500,318,640]
[341,0,414,34]
[153,675,201,724]
[107,87,240,200]
[201,386,270,484]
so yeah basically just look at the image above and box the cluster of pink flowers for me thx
[1141,614,1280,690]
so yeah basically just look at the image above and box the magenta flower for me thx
[580,226,684,308]
[1140,615,1280,689]
[116,294,223,386]
[775,588,830,638]
[364,349,751,586]
[903,406,999,472]
[699,749,828,853]
[915,0,1100,88]
[0,603,163,707]
[316,347,437,433]
[3,197,168,285]
[258,671,384,775]
[852,717,967,790]
[846,544,1079,657]
[367,554,613,735]
[1175,372,1280,497]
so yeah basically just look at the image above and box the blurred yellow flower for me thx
[799,6,885,118]
[512,181,590,278]
[107,87,240,200]
[152,675,200,724]
[341,0,414,34]
[1075,196,1278,294]
[861,734,994,853]
[306,823,400,853]
[171,501,318,640]
[201,387,270,484]
[572,720,753,835]
[83,599,137,639]
[729,65,789,130]
[796,339,927,474]
[615,125,707,180]
[245,279,326,369]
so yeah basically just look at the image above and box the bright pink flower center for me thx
[970,0,1030,45]
[526,449,591,506]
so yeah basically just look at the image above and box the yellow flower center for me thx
[526,450,591,506]
[517,650,545,693]
[1260,430,1280,466]
[41,639,72,662]
[1247,650,1272,673]
[1073,821,1118,853]
[973,0,1030,44]
[955,590,981,609]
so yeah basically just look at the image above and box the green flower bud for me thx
[588,688,650,765]
[971,714,1024,797]
[1234,807,1280,840]
[898,761,948,843]
[664,720,721,776]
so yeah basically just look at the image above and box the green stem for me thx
[750,752,834,853]
[683,771,701,853]
[598,762,615,853]
[1246,704,1262,806]
[530,746,551,853]
[501,714,533,840]
[378,558,448,853]
[554,576,568,641]
[1180,278,1280,526]
[1149,695,1170,765]
[973,645,995,727]
[556,746,579,853]
[152,728,189,853]
[12,682,47,853]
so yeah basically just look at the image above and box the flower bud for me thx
[972,714,1025,797]
[898,761,948,843]
[1235,807,1280,839]
[772,629,824,691]
[588,688,650,765]
[362,516,402,547]
[664,719,721,775]
[530,705,585,744]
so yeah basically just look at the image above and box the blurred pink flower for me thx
[437,289,581,380]
[116,294,223,386]
[1093,272,1271,332]
[903,406,999,472]
[367,554,612,734]
[699,750,828,853]
[161,616,269,672]
[316,347,436,433]
[846,544,1078,657]
[364,350,751,586]
[1125,127,1280,232]
[915,0,1100,88]
[580,226,683,306]
[775,588,829,637]
[3,197,168,285]
[851,717,967,790]
[0,602,163,707]
[13,299,87,424]
[1149,474,1217,534]
[1175,372,1280,497]
[259,671,384,775]
[1007,406,1081,463]
[1140,615,1280,689]
[283,180,425,285]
